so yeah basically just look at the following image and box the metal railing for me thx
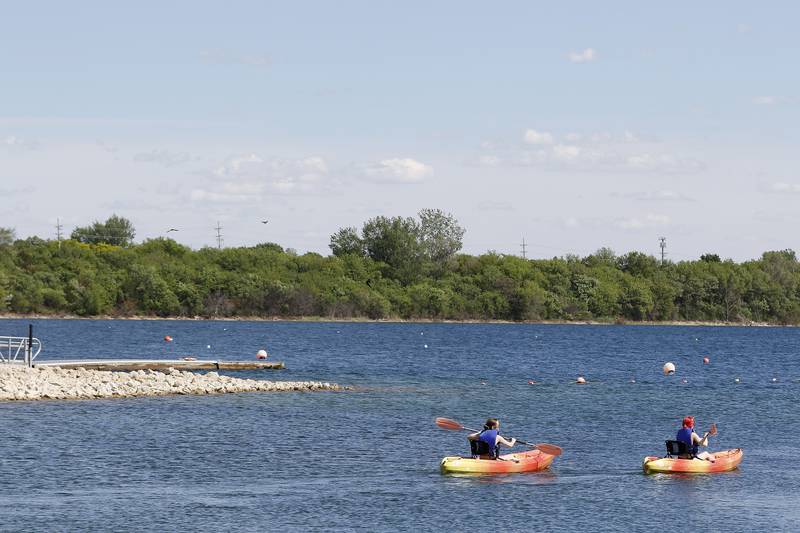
[0,336,42,366]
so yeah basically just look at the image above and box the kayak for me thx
[440,449,555,474]
[642,448,743,474]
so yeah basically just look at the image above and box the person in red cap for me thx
[676,416,715,462]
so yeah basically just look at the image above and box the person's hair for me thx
[682,416,694,428]
[484,418,499,430]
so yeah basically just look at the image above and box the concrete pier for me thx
[34,359,284,372]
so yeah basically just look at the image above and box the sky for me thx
[1,1,798,261]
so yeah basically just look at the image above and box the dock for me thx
[33,360,285,372]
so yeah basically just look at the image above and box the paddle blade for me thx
[708,423,717,436]
[435,417,464,431]
[534,443,563,456]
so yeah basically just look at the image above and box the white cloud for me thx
[360,158,433,183]
[193,153,332,202]
[552,144,581,161]
[614,190,693,202]
[477,155,501,167]
[615,213,670,230]
[752,96,796,106]
[568,48,596,63]
[2,135,39,150]
[523,129,554,145]
[134,149,194,167]
[768,182,800,194]
[214,153,264,177]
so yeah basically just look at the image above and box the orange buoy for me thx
[164,335,173,342]
[703,357,710,364]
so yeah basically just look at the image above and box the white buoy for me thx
[772,378,778,383]
[576,376,586,384]
[734,378,740,383]
[207,345,211,349]
[424,344,428,348]
[256,349,268,360]
[663,362,676,375]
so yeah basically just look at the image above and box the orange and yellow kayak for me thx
[642,448,743,474]
[440,449,556,474]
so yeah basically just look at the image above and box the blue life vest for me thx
[676,427,698,456]
[478,429,499,457]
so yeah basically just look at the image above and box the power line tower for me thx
[55,218,63,249]
[520,237,528,259]
[215,221,224,249]
[659,236,667,265]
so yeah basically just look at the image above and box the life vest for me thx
[471,429,499,458]
[676,427,698,456]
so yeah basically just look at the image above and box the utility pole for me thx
[215,221,224,249]
[55,218,63,249]
[520,237,527,259]
[659,236,667,265]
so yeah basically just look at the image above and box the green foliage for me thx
[6,216,800,323]
[71,214,136,246]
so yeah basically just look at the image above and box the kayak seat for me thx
[470,439,498,459]
[665,440,690,457]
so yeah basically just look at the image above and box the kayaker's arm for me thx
[692,431,709,448]
[467,432,479,441]
[496,435,516,448]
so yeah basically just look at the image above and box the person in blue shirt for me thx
[676,416,715,462]
[467,418,516,459]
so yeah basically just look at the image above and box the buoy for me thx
[207,345,211,349]
[772,378,778,383]
[663,362,676,375]
[681,379,688,384]
[256,349,268,360]
[424,344,428,348]
[630,379,636,384]
[528,380,536,385]
[164,335,173,342]
[576,376,586,384]
[481,381,487,386]
[703,357,710,364]
[734,378,740,383]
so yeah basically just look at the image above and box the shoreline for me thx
[0,313,789,328]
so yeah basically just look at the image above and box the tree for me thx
[0,227,15,247]
[329,227,365,257]
[361,216,423,283]
[71,214,135,246]
[418,208,465,263]
[700,253,721,263]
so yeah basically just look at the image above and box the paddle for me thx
[701,423,717,442]
[435,417,563,456]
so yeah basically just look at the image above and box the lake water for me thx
[0,319,798,532]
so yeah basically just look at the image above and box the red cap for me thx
[682,416,694,428]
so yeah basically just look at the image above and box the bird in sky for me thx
[166,228,178,233]
[261,220,269,224]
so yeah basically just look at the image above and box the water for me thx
[0,319,798,532]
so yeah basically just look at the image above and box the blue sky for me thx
[1,1,798,260]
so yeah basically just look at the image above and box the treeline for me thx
[1,217,800,323]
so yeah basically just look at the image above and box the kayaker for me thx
[467,418,516,459]
[676,416,715,462]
